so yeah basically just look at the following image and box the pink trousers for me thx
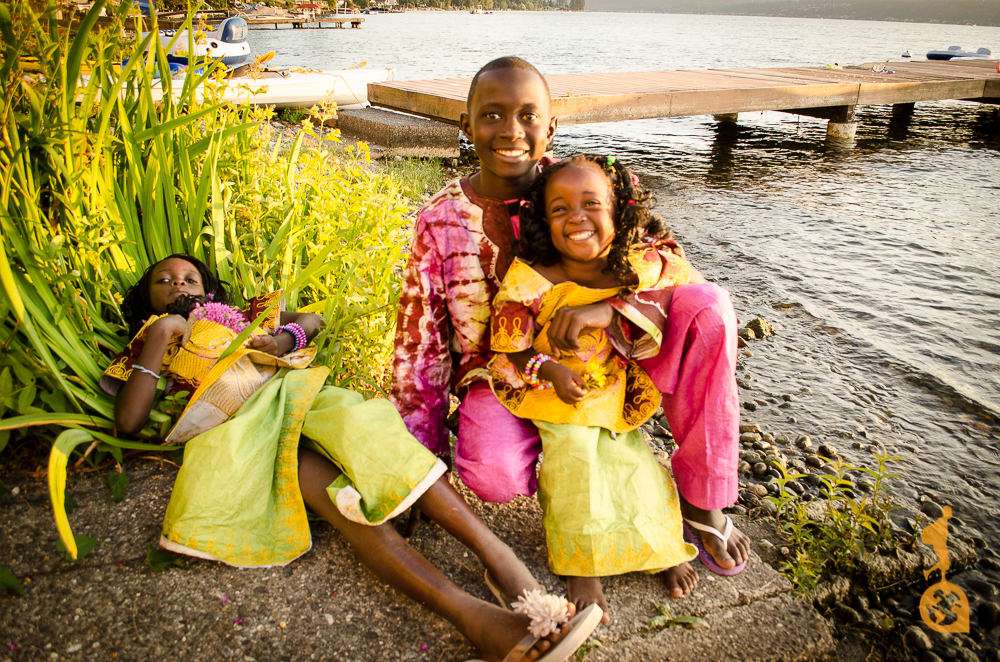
[455,282,740,510]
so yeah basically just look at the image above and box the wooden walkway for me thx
[367,60,1000,128]
[245,16,364,29]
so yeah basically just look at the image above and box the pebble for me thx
[743,401,757,412]
[727,504,749,517]
[739,423,761,434]
[748,484,768,497]
[978,601,1000,628]
[986,649,1000,662]
[817,443,838,457]
[806,456,825,468]
[781,394,795,402]
[851,441,864,449]
[903,626,933,652]
[920,500,945,519]
[967,578,997,598]
[795,435,812,449]
[759,539,774,549]
[652,425,672,439]
[833,604,861,623]
[752,441,771,451]
[746,317,774,338]
[919,653,943,662]
[762,432,775,442]
[752,462,768,476]
[740,432,762,443]
[775,434,790,445]
[759,499,778,516]
[738,461,752,474]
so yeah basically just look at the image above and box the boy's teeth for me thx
[496,149,526,157]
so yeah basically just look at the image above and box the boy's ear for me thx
[546,115,558,142]
[460,112,473,141]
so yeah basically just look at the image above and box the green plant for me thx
[767,452,904,593]
[279,107,307,123]
[381,157,448,203]
[1,0,414,559]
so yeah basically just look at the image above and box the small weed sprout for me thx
[767,452,904,594]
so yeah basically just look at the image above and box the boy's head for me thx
[460,57,557,199]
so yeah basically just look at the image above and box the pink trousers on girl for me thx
[455,282,740,511]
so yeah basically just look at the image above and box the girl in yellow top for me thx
[489,155,700,619]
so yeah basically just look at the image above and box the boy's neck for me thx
[468,168,537,201]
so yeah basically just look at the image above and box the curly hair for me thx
[518,155,670,289]
[120,254,233,337]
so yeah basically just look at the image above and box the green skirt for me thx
[160,367,444,568]
[536,421,697,577]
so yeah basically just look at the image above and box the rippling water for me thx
[250,13,1000,557]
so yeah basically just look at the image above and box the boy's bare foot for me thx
[680,497,752,571]
[463,601,581,661]
[566,576,611,624]
[662,562,699,597]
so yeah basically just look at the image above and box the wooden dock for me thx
[244,16,364,29]
[368,59,1000,141]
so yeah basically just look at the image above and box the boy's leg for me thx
[454,381,542,503]
[297,448,571,661]
[636,282,751,569]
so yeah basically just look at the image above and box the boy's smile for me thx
[460,68,557,200]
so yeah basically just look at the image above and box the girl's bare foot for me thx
[680,497,752,570]
[482,540,543,606]
[566,576,611,624]
[462,600,579,662]
[662,561,699,597]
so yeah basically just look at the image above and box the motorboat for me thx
[148,16,252,67]
[926,46,992,61]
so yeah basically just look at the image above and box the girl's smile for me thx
[544,164,617,267]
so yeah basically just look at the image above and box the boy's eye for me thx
[483,111,501,120]
[521,112,538,122]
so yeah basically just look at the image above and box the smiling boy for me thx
[391,57,751,605]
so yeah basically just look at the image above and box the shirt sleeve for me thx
[390,209,455,457]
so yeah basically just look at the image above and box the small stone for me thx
[740,423,761,434]
[759,539,774,549]
[781,394,796,402]
[759,499,777,516]
[749,483,768,497]
[775,434,790,445]
[858,481,874,492]
[920,500,945,519]
[817,444,838,457]
[746,317,774,338]
[833,604,861,623]
[67,644,83,653]
[795,435,812,449]
[738,461,752,474]
[903,626,933,652]
[653,425,672,439]
[977,601,1000,627]
[852,441,864,449]
[738,327,756,341]
[752,462,768,476]
[743,401,757,412]
[752,441,771,450]
[919,653,943,662]
[740,432,762,443]
[967,578,997,597]
[806,456,824,468]
[726,504,749,517]
[956,650,979,662]
[834,429,854,439]
[985,648,1000,662]
[737,336,748,349]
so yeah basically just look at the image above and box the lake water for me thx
[251,13,1000,564]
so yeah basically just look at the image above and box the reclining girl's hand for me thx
[149,314,187,339]
[249,334,283,356]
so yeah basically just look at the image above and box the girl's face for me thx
[544,164,616,265]
[148,257,206,314]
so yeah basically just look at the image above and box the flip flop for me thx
[466,602,603,662]
[683,516,748,576]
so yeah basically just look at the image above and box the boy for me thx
[391,57,750,607]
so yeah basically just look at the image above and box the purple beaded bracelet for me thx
[275,323,308,352]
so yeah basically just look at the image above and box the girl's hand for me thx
[249,334,283,356]
[543,362,588,405]
[150,314,187,339]
[547,303,614,356]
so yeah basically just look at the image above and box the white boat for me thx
[147,16,252,67]
[151,65,395,110]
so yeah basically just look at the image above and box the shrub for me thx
[0,0,412,557]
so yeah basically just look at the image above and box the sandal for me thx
[683,516,748,576]
[467,591,603,662]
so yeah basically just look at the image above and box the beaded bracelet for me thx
[523,353,554,390]
[275,323,308,352]
[132,364,161,380]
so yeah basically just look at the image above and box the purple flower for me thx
[220,595,230,604]
[189,302,249,335]
[419,643,428,651]
[233,618,243,624]
[8,642,18,650]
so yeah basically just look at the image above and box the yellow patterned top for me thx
[488,246,690,433]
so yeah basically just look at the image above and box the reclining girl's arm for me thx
[248,312,325,356]
[114,315,186,435]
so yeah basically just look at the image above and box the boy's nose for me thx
[500,115,524,138]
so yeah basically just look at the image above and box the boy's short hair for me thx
[467,56,550,110]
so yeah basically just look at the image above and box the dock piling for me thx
[713,113,739,123]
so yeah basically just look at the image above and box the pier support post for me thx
[713,113,738,123]
[891,103,915,123]
[824,105,857,147]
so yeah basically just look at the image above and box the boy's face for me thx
[460,68,557,199]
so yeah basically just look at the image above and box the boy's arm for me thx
[390,216,454,457]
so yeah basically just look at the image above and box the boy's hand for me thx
[547,303,614,355]
[150,314,187,339]
[542,362,588,404]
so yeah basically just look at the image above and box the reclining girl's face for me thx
[148,257,206,314]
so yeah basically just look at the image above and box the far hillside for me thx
[587,0,1000,27]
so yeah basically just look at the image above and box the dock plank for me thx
[368,60,1000,126]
